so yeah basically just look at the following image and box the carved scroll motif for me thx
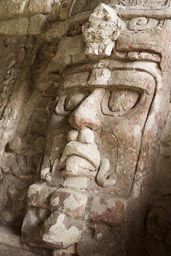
[118,0,168,7]
[128,17,164,31]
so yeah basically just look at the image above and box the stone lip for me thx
[60,141,101,171]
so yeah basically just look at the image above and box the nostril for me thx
[69,111,101,131]
[67,130,79,142]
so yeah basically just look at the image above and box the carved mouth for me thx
[60,141,101,171]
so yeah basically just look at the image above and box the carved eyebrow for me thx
[108,70,155,93]
[62,69,155,95]
[62,71,90,89]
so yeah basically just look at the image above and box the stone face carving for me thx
[57,60,159,197]
[21,1,171,256]
[82,4,124,56]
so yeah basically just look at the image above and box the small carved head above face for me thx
[82,4,124,56]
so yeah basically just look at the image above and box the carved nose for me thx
[69,89,105,130]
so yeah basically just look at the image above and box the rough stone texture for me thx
[0,35,59,232]
[145,195,171,256]
[0,17,29,35]
[0,0,27,19]
[0,1,171,256]
[0,0,54,20]
[0,226,50,256]
[82,4,124,56]
[27,0,54,15]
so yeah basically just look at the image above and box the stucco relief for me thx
[70,0,170,17]
[21,1,171,256]
[82,4,124,56]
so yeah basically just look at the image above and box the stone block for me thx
[28,14,47,35]
[89,196,125,225]
[28,183,53,208]
[53,35,85,65]
[0,0,26,19]
[50,189,88,218]
[43,212,84,248]
[21,207,48,242]
[42,22,70,41]
[27,0,54,15]
[0,17,29,35]
[0,226,49,256]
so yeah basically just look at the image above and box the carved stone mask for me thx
[55,60,161,197]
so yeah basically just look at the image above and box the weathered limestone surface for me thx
[0,1,171,256]
[0,226,50,256]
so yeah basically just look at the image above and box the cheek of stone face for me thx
[98,131,118,173]
[96,87,144,192]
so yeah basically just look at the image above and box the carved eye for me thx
[64,90,90,111]
[108,89,140,114]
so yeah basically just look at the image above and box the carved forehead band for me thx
[62,60,162,88]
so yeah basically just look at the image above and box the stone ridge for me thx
[0,0,55,35]
[0,0,54,20]
[0,0,171,36]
